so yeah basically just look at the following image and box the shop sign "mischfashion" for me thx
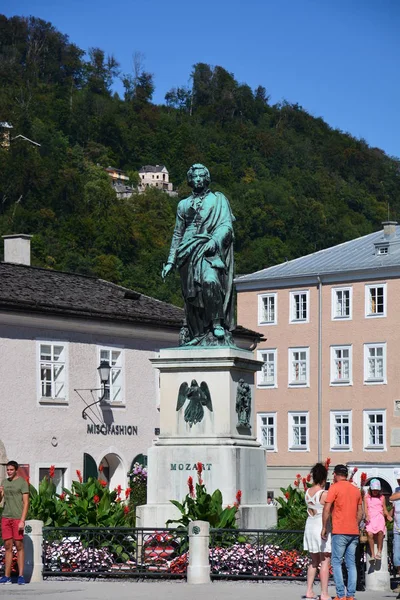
[87,424,138,436]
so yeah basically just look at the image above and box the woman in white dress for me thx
[303,463,331,600]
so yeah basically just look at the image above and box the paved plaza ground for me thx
[0,580,397,600]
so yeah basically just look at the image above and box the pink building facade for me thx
[236,222,400,498]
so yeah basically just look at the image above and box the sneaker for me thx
[0,576,12,584]
[393,585,400,594]
[17,576,26,585]
[346,596,355,600]
[333,597,346,600]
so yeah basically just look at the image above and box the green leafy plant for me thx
[166,462,241,529]
[28,467,130,527]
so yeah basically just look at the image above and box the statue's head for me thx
[187,163,211,190]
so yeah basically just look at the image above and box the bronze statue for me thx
[162,164,235,346]
[176,380,213,427]
[236,378,251,432]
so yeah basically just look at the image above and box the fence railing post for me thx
[24,519,43,583]
[365,536,391,591]
[187,520,210,584]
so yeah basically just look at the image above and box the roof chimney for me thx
[3,234,32,266]
[382,221,397,238]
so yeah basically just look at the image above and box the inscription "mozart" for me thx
[170,463,212,471]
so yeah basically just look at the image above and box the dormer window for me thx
[377,246,388,255]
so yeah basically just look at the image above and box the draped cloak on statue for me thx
[167,191,235,340]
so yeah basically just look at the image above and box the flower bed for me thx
[44,539,114,573]
[210,543,308,577]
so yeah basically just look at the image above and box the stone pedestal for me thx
[24,520,43,583]
[365,537,390,591]
[137,347,275,529]
[187,521,211,584]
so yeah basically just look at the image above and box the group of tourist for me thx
[303,462,400,600]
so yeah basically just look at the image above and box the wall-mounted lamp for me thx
[82,361,111,420]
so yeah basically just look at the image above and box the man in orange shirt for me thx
[322,464,362,600]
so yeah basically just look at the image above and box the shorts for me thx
[1,517,24,541]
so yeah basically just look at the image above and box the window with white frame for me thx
[332,287,352,320]
[38,342,67,400]
[330,411,352,450]
[365,284,386,317]
[290,290,309,323]
[99,347,123,403]
[330,345,352,385]
[364,343,386,384]
[288,347,309,386]
[39,467,66,495]
[257,413,277,451]
[257,349,277,387]
[364,410,386,450]
[258,293,277,325]
[288,412,309,450]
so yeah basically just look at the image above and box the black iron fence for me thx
[42,527,188,578]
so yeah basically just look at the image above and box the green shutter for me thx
[83,453,98,482]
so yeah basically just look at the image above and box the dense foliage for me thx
[27,467,131,527]
[1,15,399,303]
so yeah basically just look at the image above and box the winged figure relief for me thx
[176,380,213,427]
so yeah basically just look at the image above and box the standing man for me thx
[321,464,362,600]
[0,461,29,585]
[389,469,400,593]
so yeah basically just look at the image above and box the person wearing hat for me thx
[321,464,362,600]
[364,478,392,561]
[390,469,400,591]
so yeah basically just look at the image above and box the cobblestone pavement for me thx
[0,579,397,600]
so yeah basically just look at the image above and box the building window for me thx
[365,284,386,317]
[99,347,123,403]
[330,411,352,450]
[39,467,66,494]
[257,413,277,451]
[364,343,386,384]
[257,349,277,387]
[38,342,67,401]
[332,287,352,320]
[258,293,277,325]
[288,347,309,386]
[330,345,352,385]
[290,290,309,323]
[289,412,309,450]
[377,246,388,255]
[364,410,386,450]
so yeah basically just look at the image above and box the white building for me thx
[0,235,183,492]
[138,165,175,195]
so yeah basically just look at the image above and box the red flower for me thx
[197,462,203,475]
[99,479,107,487]
[324,457,331,470]
[59,492,66,500]
[49,465,55,479]
[116,497,121,503]
[284,492,290,499]
[123,506,129,514]
[125,487,132,499]
[302,477,308,491]
[98,464,104,472]
[93,495,100,504]
[294,480,299,487]
[306,473,311,482]
[236,490,242,506]
[353,467,358,474]
[360,472,368,486]
[76,470,83,483]
[188,476,195,498]
[117,484,122,496]
[296,473,301,479]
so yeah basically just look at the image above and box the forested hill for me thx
[1,15,399,306]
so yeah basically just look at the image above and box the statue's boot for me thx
[213,325,225,339]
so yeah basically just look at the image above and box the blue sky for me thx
[3,0,400,158]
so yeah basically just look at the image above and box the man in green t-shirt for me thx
[0,461,29,585]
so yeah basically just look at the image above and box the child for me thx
[364,478,392,560]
